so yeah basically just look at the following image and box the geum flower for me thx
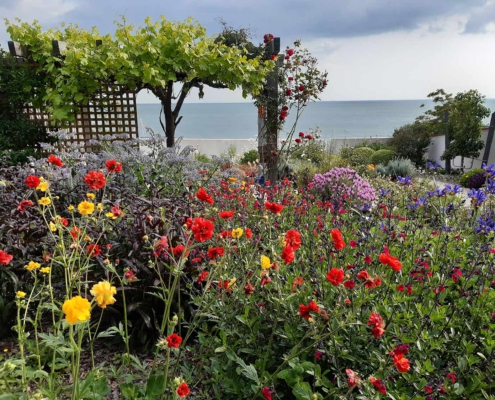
[299,300,319,319]
[17,200,34,212]
[331,228,346,251]
[105,159,122,173]
[84,171,106,190]
[25,175,40,189]
[326,268,344,286]
[47,154,63,167]
[265,201,283,215]
[166,333,182,348]
[196,187,214,204]
[285,230,301,250]
[219,210,234,219]
[368,311,386,338]
[369,377,387,394]
[90,281,117,308]
[0,250,13,265]
[207,247,224,259]
[176,382,190,398]
[379,252,402,271]
[281,246,295,265]
[62,296,91,324]
[190,218,214,242]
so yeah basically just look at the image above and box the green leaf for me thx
[145,374,165,397]
[292,382,313,400]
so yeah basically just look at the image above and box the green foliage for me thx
[194,152,211,163]
[370,149,396,166]
[338,145,354,162]
[376,158,415,178]
[417,89,490,165]
[350,147,375,166]
[288,139,328,165]
[354,141,389,151]
[289,154,346,187]
[459,168,486,188]
[388,122,431,166]
[239,149,259,164]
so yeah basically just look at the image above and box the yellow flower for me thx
[232,228,243,238]
[227,278,237,288]
[90,281,117,309]
[49,222,57,232]
[40,267,51,274]
[38,197,51,206]
[228,177,237,182]
[261,255,271,269]
[86,193,95,200]
[367,164,375,171]
[68,205,75,211]
[62,296,91,325]
[3,349,7,353]
[36,181,49,192]
[16,291,26,298]
[78,201,94,215]
[97,203,104,212]
[25,261,41,271]
[106,212,117,220]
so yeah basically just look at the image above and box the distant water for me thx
[137,100,495,140]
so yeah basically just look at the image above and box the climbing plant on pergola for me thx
[6,17,274,147]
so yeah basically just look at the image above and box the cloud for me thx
[464,1,495,33]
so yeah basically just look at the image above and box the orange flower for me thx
[393,354,410,373]
[62,296,91,324]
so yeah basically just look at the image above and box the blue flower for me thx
[397,176,412,185]
[428,162,442,171]
[475,211,495,234]
[380,188,391,197]
[468,188,487,207]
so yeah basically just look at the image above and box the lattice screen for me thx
[21,84,139,151]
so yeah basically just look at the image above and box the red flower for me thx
[344,279,355,289]
[47,154,63,167]
[379,252,402,271]
[299,85,305,91]
[190,218,214,242]
[25,175,40,189]
[365,277,381,289]
[265,202,284,215]
[346,369,360,387]
[219,210,234,219]
[84,171,106,190]
[86,244,101,257]
[299,300,319,319]
[397,284,405,292]
[196,271,208,283]
[17,200,34,211]
[245,227,253,238]
[299,132,305,137]
[172,245,188,257]
[285,230,301,250]
[349,240,358,248]
[364,255,373,264]
[285,89,292,96]
[326,268,344,286]
[357,270,371,281]
[368,311,386,338]
[244,282,254,295]
[369,377,387,394]
[292,276,304,292]
[166,333,182,348]
[305,134,313,140]
[154,236,169,257]
[331,229,346,251]
[286,49,294,56]
[60,217,69,227]
[260,276,271,287]
[124,270,137,283]
[105,159,122,173]
[111,205,125,218]
[295,138,302,144]
[208,247,225,259]
[70,227,81,239]
[281,246,295,265]
[393,354,410,373]
[176,382,190,398]
[196,187,214,205]
[261,387,273,400]
[0,250,13,265]
[446,372,456,383]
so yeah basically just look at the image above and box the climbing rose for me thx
[84,171,106,190]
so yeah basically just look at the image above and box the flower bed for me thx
[2,143,495,399]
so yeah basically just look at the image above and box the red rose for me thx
[305,134,313,140]
[17,200,34,211]
[84,171,106,190]
[295,138,302,144]
[105,159,122,173]
[176,382,190,398]
[281,246,295,265]
[0,250,13,265]
[299,132,305,137]
[286,49,294,56]
[285,89,292,96]
[299,85,305,91]
[190,218,214,242]
[166,333,182,348]
[196,187,214,205]
[326,268,344,286]
[331,229,346,251]
[288,76,294,81]
[26,175,40,189]
[47,154,63,167]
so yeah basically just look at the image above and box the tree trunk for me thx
[162,101,175,147]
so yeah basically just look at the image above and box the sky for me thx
[2,0,495,103]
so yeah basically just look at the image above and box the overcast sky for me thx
[2,0,495,103]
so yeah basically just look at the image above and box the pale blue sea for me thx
[137,100,495,140]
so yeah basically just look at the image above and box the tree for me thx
[6,17,274,147]
[388,122,431,167]
[417,89,490,168]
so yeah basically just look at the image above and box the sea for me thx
[136,99,495,140]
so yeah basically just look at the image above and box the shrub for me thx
[310,167,377,205]
[289,138,328,165]
[354,140,389,151]
[350,147,375,166]
[239,149,258,164]
[388,122,431,167]
[459,168,486,188]
[376,159,415,178]
[338,145,354,162]
[370,149,396,166]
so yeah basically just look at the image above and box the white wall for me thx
[427,127,494,171]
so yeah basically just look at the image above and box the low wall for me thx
[180,137,390,157]
[427,127,492,171]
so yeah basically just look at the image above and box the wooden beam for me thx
[8,41,27,57]
[95,39,102,47]
[52,40,67,57]
[482,112,495,165]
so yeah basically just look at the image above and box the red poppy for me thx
[176,382,190,398]
[47,154,63,167]
[105,159,123,173]
[379,252,402,271]
[197,270,209,284]
[285,230,301,250]
[166,333,182,348]
[281,246,295,265]
[369,377,387,394]
[265,202,284,215]
[0,250,13,265]
[299,300,319,319]
[86,244,101,257]
[25,175,40,189]
[84,171,106,190]
[207,247,225,259]
[331,229,346,251]
[196,187,214,205]
[219,210,234,219]
[326,268,344,286]
[17,200,34,211]
[261,387,273,400]
[244,282,254,295]
[190,218,215,242]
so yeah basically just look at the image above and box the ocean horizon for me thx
[136,99,495,140]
